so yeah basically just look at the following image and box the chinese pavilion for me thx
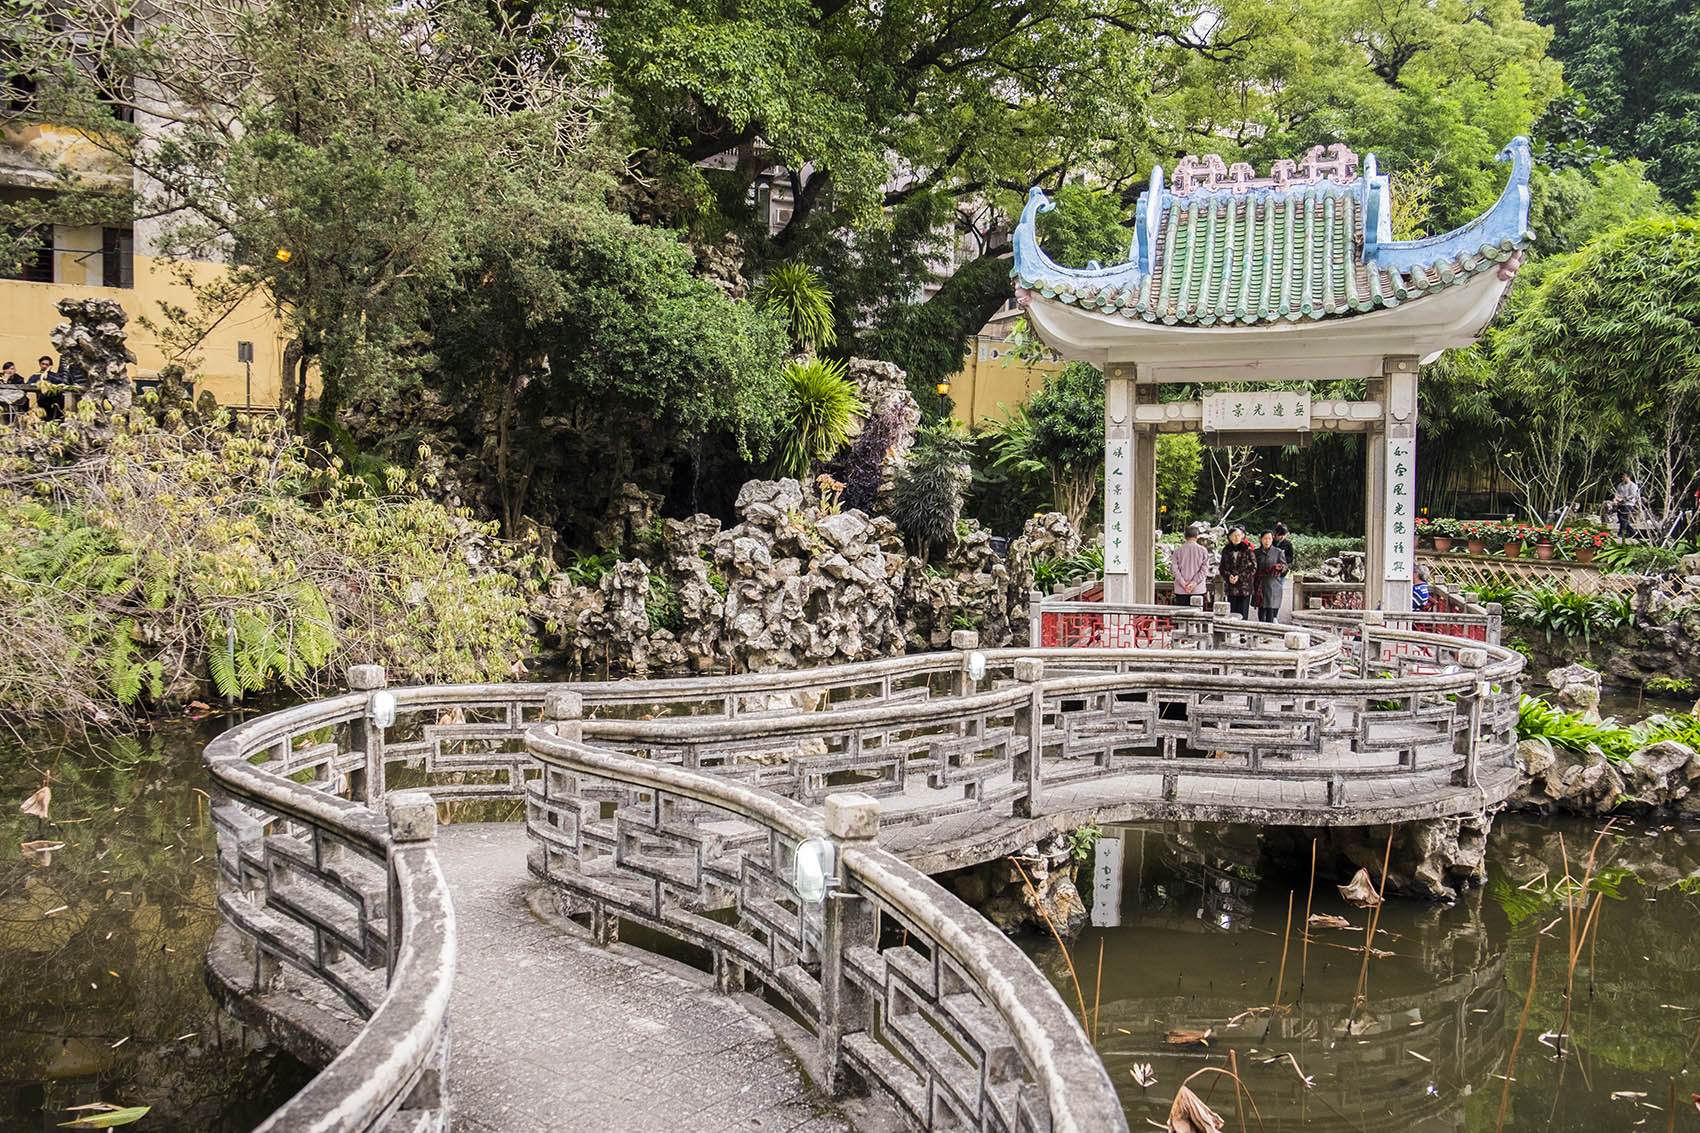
[1011,137,1533,612]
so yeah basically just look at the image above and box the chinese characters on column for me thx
[1384,434,1416,581]
[1106,440,1130,574]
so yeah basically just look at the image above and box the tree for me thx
[1496,217,1700,518]
[6,0,608,427]
[771,358,865,479]
[1156,434,1203,524]
[1527,0,1700,205]
[989,362,1104,530]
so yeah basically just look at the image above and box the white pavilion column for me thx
[1365,358,1419,612]
[1130,387,1159,604]
[1103,372,1135,602]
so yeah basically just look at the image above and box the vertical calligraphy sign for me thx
[1106,438,1130,575]
[1384,433,1416,581]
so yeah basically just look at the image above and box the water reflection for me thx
[0,721,311,1129]
[1023,818,1700,1131]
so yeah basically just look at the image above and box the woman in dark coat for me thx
[1254,530,1288,622]
[1220,527,1258,619]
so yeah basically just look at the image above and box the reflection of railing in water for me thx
[205,613,1524,1131]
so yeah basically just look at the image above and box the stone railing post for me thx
[1011,658,1044,818]
[542,688,585,740]
[540,691,613,943]
[1027,589,1044,648]
[1484,602,1503,646]
[1452,647,1488,787]
[951,629,980,698]
[385,789,436,980]
[819,793,879,1097]
[1284,630,1310,678]
[349,665,387,805]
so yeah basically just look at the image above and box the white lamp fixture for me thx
[369,690,397,729]
[793,838,837,905]
[967,650,987,682]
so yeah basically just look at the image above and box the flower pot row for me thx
[1425,533,1596,561]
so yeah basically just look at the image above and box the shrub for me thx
[0,411,531,721]
[891,420,973,562]
[839,405,904,513]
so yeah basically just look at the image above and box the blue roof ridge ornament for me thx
[1365,136,1533,275]
[1012,186,1147,296]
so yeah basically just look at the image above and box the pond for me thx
[0,718,312,1130]
[1022,818,1700,1131]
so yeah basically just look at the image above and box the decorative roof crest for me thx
[1171,143,1360,196]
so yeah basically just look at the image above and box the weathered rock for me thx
[50,296,136,412]
[1546,663,1602,719]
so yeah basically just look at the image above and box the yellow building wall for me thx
[946,335,1065,428]
[0,254,293,408]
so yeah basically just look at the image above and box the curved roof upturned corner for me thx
[1012,138,1533,331]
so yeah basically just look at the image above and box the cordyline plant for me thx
[0,404,533,724]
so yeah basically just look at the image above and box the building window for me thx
[102,227,133,288]
[1,227,54,283]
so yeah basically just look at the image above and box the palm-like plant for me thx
[755,261,836,352]
[773,358,865,480]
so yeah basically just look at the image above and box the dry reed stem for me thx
[1093,936,1104,1041]
[1181,1065,1267,1132]
[1229,1049,1248,1133]
[1353,827,1395,1008]
[1300,838,1316,1000]
[1274,890,1293,1009]
[1555,821,1614,1060]
[1495,930,1542,1133]
[1011,858,1090,1031]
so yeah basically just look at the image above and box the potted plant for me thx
[1464,521,1489,556]
[1429,518,1458,553]
[1533,526,1557,559]
[1503,524,1528,558]
[1562,526,1607,563]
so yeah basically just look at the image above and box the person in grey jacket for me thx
[1253,530,1289,622]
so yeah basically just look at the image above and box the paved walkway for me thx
[436,823,856,1133]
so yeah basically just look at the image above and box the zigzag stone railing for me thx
[527,702,1126,1132]
[206,612,1524,1131]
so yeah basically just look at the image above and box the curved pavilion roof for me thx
[1012,137,1533,371]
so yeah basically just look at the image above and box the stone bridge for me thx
[201,606,1523,1132]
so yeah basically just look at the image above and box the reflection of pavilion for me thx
[1013,140,1533,611]
[1071,825,1508,1130]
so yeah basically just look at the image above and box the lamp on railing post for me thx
[349,665,388,805]
[812,792,879,1097]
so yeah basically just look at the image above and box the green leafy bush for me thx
[891,420,973,562]
[1517,695,1700,766]
[0,412,531,721]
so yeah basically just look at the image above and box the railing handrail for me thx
[526,722,1127,1133]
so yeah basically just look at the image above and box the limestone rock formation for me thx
[1545,663,1602,720]
[50,297,135,410]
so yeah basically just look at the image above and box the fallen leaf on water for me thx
[186,701,211,712]
[58,1104,150,1128]
[1164,1027,1214,1046]
[1167,1084,1225,1133]
[1338,869,1382,908]
[1611,1091,1648,1101]
[20,775,51,822]
[1307,913,1354,930]
[21,840,64,866]
[1131,1062,1157,1088]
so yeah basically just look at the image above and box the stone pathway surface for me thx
[435,823,851,1133]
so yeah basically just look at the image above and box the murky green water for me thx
[1024,819,1700,1131]
[0,720,311,1130]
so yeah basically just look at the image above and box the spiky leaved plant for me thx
[773,357,865,480]
[755,261,836,352]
